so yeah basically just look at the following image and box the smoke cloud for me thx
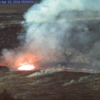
[1,0,100,71]
[27,68,62,77]
[62,75,91,86]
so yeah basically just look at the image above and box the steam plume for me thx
[1,0,100,71]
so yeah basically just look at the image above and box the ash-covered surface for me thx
[0,71,100,100]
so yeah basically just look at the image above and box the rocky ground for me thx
[0,70,100,100]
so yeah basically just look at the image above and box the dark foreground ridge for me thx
[0,71,100,100]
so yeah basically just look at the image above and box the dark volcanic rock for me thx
[0,71,100,100]
[0,23,22,52]
[0,66,9,72]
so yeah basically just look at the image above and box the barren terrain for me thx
[0,71,100,100]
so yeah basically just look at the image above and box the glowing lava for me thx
[18,64,35,71]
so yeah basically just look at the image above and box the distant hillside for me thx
[0,0,41,13]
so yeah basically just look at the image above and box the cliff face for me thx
[0,22,21,52]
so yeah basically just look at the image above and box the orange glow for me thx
[15,53,43,71]
[18,64,35,71]
[0,52,43,71]
[82,68,92,72]
[0,62,5,66]
[66,67,74,69]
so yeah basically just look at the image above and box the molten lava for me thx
[18,64,35,71]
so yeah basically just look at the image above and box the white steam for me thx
[1,0,100,71]
[24,0,83,23]
[23,0,100,54]
[62,75,91,86]
[27,68,62,77]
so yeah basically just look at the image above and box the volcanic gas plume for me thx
[1,0,100,71]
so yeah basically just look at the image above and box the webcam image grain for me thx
[0,0,100,100]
